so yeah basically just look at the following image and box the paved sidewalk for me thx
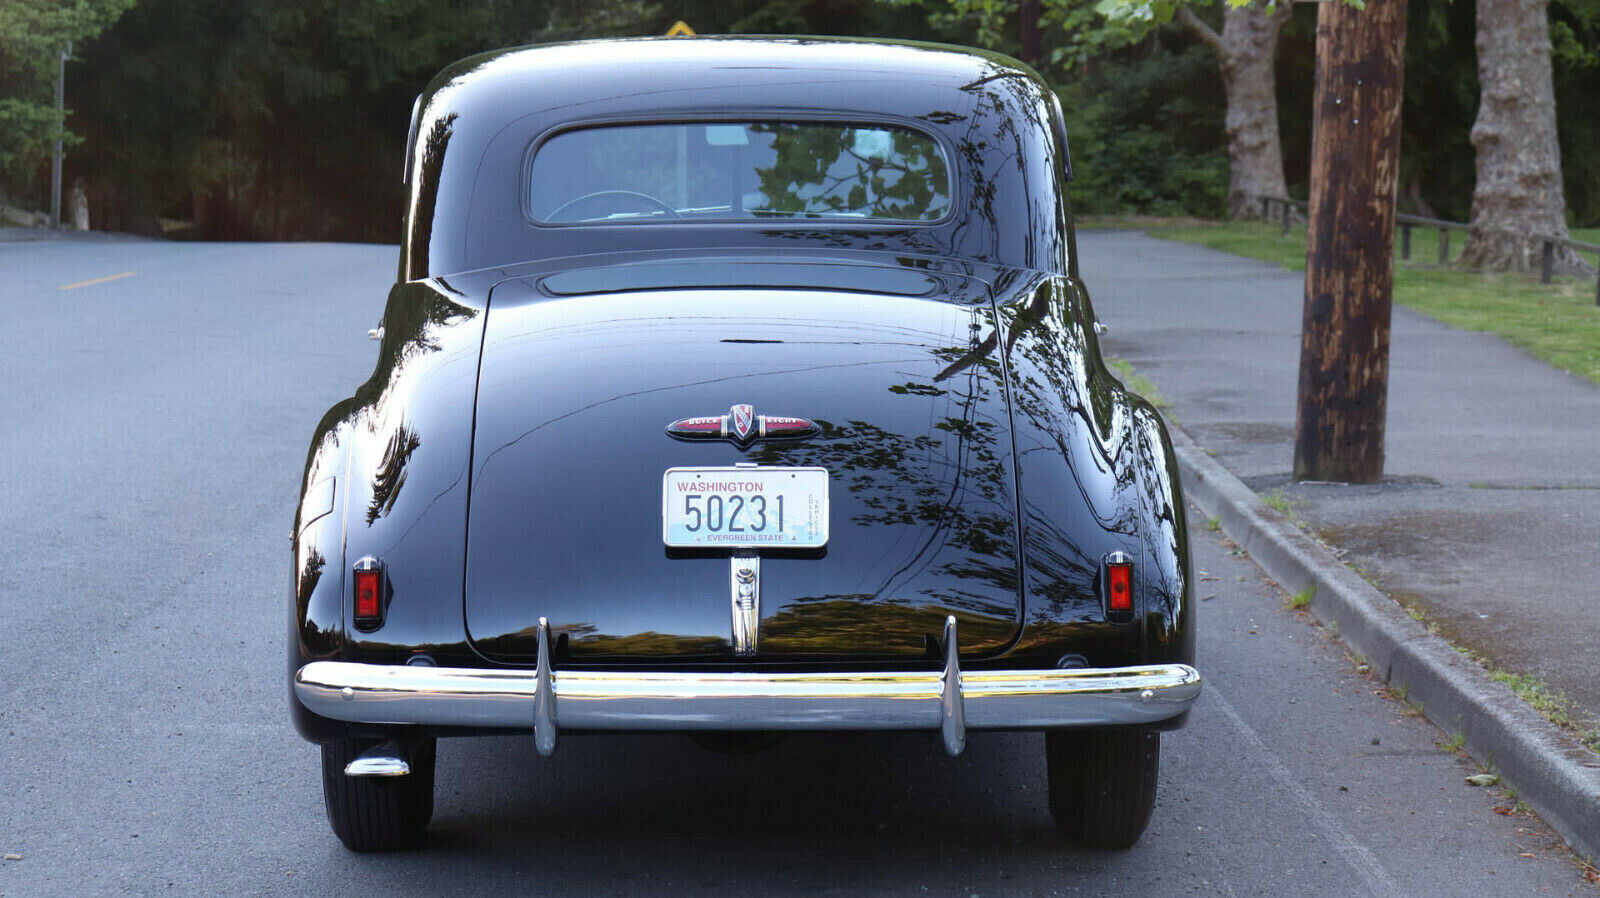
[1081,229,1600,732]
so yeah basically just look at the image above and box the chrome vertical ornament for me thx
[730,552,760,657]
[939,615,966,756]
[533,617,557,756]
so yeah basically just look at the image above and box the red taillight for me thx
[1107,560,1132,612]
[354,562,382,622]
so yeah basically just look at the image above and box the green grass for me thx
[1075,214,1215,231]
[1148,221,1600,385]
[1106,357,1172,411]
[1285,585,1315,609]
[1260,486,1307,528]
[1262,488,1290,513]
[1348,561,1383,588]
[1487,668,1600,752]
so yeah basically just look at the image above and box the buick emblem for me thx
[731,403,755,442]
[666,404,820,446]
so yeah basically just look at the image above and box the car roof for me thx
[402,37,1072,281]
[422,36,1037,111]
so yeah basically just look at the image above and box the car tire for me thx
[1045,727,1159,849]
[320,738,436,851]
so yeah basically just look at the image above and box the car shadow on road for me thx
[317,731,1148,890]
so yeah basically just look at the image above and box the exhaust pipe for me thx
[343,741,411,777]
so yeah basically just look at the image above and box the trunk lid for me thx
[464,273,1021,663]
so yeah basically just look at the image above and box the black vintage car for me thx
[290,36,1199,852]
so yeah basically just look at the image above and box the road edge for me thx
[1171,425,1600,864]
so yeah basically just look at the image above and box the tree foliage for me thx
[12,0,1597,237]
[881,0,1147,70]
[1550,0,1600,225]
[0,0,134,186]
[59,0,945,238]
[1062,42,1229,217]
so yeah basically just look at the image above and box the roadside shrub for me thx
[1059,42,1229,219]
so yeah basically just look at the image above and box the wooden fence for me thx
[1257,195,1600,305]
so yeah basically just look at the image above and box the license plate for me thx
[662,466,829,548]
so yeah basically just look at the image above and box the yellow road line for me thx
[59,270,137,291]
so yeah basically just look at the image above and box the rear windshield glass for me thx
[528,121,951,224]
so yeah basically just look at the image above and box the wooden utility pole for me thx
[1293,0,1407,483]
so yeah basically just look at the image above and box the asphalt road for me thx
[0,238,1590,895]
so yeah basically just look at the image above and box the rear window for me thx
[528,121,951,225]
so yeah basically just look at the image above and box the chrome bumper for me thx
[294,617,1200,757]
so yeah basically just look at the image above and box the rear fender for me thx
[1130,401,1193,666]
[289,402,354,741]
[995,276,1190,670]
[289,279,487,741]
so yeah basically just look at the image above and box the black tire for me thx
[1045,727,1160,849]
[320,738,436,851]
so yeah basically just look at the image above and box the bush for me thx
[1058,41,1231,219]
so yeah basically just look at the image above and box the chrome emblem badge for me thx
[730,403,755,442]
[666,404,820,447]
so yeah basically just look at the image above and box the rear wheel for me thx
[320,738,436,851]
[1045,727,1159,849]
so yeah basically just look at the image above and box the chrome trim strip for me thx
[296,660,1201,742]
[533,618,557,756]
[939,615,966,756]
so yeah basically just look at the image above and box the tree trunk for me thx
[1019,0,1041,67]
[1178,3,1292,219]
[1458,0,1586,273]
[1294,0,1407,484]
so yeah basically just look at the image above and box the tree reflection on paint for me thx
[750,123,949,221]
[367,422,421,525]
[735,316,1020,658]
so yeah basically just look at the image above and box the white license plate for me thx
[662,466,829,548]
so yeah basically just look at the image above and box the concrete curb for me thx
[1171,425,1600,863]
[0,227,152,243]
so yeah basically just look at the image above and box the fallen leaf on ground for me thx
[1493,806,1513,815]
[1464,773,1499,786]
